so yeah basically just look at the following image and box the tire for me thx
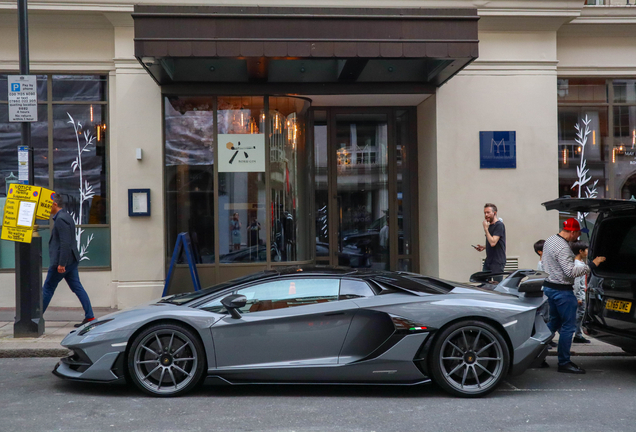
[127,323,206,397]
[429,320,510,398]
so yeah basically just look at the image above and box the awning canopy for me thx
[133,6,479,94]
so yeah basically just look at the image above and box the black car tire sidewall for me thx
[429,320,510,398]
[127,323,206,397]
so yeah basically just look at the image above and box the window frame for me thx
[0,73,110,271]
[557,77,636,203]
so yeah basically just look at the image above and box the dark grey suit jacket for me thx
[49,209,80,267]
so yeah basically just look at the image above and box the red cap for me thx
[563,218,581,232]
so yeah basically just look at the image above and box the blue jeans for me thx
[42,261,94,320]
[543,287,578,365]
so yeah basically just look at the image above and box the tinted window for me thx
[595,216,636,275]
[201,278,340,314]
[340,279,375,299]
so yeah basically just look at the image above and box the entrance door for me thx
[312,108,418,272]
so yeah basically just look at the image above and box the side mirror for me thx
[221,294,247,319]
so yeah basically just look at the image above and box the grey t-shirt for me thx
[485,220,506,271]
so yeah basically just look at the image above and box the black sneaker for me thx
[548,341,557,348]
[557,361,586,374]
[74,317,95,328]
[573,336,591,344]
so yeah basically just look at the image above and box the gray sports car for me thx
[53,267,552,398]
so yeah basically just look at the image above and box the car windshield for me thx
[159,271,277,305]
[594,215,636,276]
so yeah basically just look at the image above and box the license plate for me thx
[605,299,632,313]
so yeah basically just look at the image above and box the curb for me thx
[0,348,71,358]
[547,351,633,357]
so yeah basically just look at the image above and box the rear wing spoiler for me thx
[497,270,547,297]
[470,269,547,297]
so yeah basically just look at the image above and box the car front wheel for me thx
[429,320,509,398]
[127,323,206,397]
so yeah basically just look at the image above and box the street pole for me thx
[14,0,44,338]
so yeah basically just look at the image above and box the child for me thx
[571,241,591,344]
[534,239,545,271]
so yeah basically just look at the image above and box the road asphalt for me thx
[0,307,631,358]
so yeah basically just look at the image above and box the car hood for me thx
[542,197,636,214]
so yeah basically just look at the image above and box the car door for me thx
[209,277,358,368]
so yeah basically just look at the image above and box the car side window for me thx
[236,278,340,314]
[339,279,376,299]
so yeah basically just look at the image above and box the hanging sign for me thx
[2,199,20,227]
[1,185,56,243]
[35,188,55,220]
[8,75,38,122]
[7,183,41,203]
[218,134,265,173]
[0,226,33,243]
[1,199,35,243]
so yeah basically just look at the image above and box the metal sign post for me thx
[13,0,44,338]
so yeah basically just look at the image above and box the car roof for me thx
[542,197,636,214]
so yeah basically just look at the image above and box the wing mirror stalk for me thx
[221,294,247,319]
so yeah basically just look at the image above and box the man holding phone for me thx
[474,203,506,281]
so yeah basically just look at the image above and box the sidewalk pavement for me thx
[0,307,632,358]
[0,307,116,358]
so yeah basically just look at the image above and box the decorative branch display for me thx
[67,113,95,261]
[571,115,599,221]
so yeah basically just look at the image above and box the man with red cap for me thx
[541,217,606,374]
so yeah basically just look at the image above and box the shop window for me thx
[165,97,215,263]
[218,96,266,262]
[0,74,109,270]
[269,97,310,263]
[557,78,607,103]
[558,78,636,232]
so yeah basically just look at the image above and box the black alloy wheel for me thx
[429,320,510,397]
[127,323,206,397]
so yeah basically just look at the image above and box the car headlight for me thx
[78,319,114,336]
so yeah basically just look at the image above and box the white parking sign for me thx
[8,75,37,122]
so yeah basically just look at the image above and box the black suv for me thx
[543,197,636,354]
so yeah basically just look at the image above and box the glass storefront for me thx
[164,95,310,269]
[311,108,418,272]
[0,74,110,270]
[165,99,418,278]
[558,78,636,235]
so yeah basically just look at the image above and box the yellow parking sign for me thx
[2,199,20,228]
[7,183,41,202]
[1,184,55,244]
[1,225,33,243]
[36,187,55,220]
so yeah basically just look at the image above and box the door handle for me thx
[323,312,345,316]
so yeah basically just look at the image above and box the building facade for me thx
[1,0,635,309]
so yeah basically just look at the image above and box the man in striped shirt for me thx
[542,218,606,374]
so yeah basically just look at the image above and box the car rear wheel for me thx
[430,320,509,398]
[127,323,206,397]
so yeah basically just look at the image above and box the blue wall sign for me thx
[480,131,516,169]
